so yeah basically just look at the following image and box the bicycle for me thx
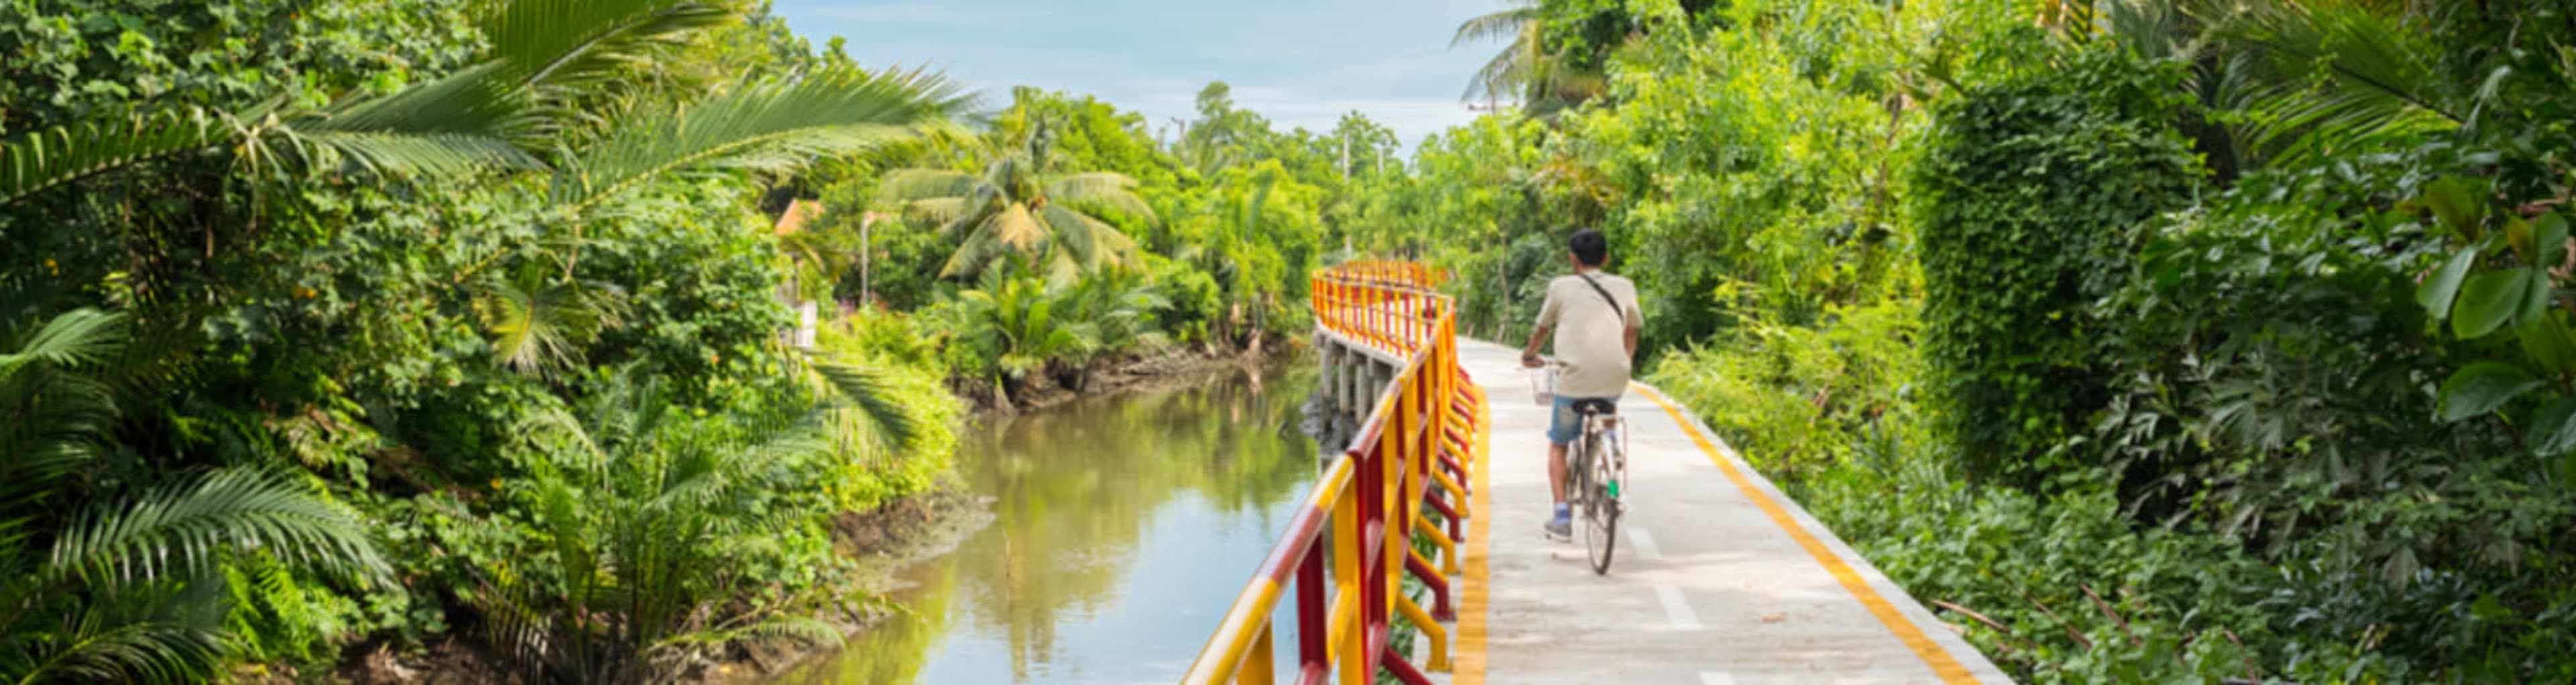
[1527,359,1628,575]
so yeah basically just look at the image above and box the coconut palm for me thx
[2093,0,2463,179]
[0,307,386,684]
[880,119,1157,279]
[1451,0,1607,113]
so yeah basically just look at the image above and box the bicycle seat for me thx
[1571,399,1618,416]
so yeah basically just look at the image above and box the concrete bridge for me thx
[1444,336,2010,684]
[1194,262,2011,684]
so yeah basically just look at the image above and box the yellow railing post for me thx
[1333,472,1364,685]
[1244,623,1275,685]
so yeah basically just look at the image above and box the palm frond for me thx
[299,62,528,140]
[878,168,985,202]
[0,309,126,378]
[281,129,543,179]
[0,107,231,208]
[1238,172,1278,236]
[481,0,735,91]
[472,271,630,378]
[9,602,223,685]
[1040,204,1141,272]
[48,468,388,586]
[1044,171,1157,223]
[556,66,972,215]
[2216,0,2458,165]
[1450,3,1537,48]
[1463,46,1530,103]
[0,310,127,496]
[942,222,1016,279]
[807,361,924,452]
[906,197,975,225]
[987,203,1048,252]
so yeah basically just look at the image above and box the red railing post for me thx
[1296,543,1326,680]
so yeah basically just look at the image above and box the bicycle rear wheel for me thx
[1582,435,1617,574]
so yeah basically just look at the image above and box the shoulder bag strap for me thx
[1574,272,1623,317]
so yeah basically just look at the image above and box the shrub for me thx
[1915,46,2206,486]
[1648,299,1922,492]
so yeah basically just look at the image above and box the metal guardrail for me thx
[1181,261,1483,685]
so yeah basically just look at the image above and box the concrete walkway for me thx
[1448,338,2014,685]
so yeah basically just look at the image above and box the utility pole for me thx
[859,211,882,307]
[1340,131,1350,181]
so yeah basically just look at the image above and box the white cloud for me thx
[791,3,1059,27]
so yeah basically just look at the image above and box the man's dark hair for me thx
[1568,229,1608,267]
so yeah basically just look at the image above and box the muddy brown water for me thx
[774,361,1322,684]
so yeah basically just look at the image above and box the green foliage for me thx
[0,307,388,684]
[0,0,482,136]
[1420,0,2576,682]
[920,260,1177,400]
[1648,300,1921,489]
[1915,46,2206,485]
[460,370,846,684]
[0,0,984,678]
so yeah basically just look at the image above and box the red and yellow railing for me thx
[1182,261,1483,685]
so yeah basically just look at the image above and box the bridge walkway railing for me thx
[1181,260,1484,685]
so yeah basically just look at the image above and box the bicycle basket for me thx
[1527,365,1557,406]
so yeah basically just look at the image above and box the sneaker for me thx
[1542,514,1572,541]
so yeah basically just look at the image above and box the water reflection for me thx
[778,361,1321,684]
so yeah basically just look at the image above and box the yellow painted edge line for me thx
[1452,390,1493,684]
[1634,382,1980,685]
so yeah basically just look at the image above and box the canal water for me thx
[777,360,1322,684]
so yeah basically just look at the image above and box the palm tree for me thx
[1451,0,1608,113]
[880,119,1157,280]
[1051,268,1173,390]
[0,307,386,684]
[2092,0,2462,180]
[475,362,928,684]
[967,268,1097,380]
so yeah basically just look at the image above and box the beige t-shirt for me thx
[1535,270,1643,399]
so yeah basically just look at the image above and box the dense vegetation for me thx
[1385,0,2576,682]
[0,1,1356,682]
[15,0,2576,683]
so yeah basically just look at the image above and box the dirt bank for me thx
[325,488,997,685]
[973,340,1297,414]
[701,488,997,683]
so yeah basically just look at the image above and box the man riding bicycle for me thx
[1519,228,1643,541]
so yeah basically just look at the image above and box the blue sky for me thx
[769,1,1507,148]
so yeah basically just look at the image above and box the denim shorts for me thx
[1548,394,1615,445]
